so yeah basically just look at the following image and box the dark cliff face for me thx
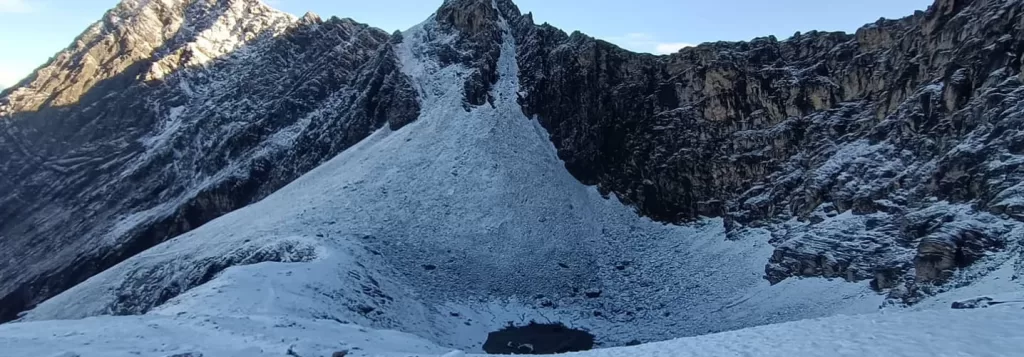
[0,1,419,322]
[1,0,1023,323]
[504,0,1024,300]
[433,0,504,107]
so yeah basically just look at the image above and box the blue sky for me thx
[0,0,933,88]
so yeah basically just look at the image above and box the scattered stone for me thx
[166,352,202,357]
[331,350,348,357]
[51,353,82,357]
[422,264,437,271]
[951,296,997,309]
[584,289,602,298]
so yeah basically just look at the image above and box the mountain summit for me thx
[2,0,293,114]
[2,0,1024,354]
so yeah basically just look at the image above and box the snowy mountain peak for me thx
[298,11,322,25]
[0,0,293,115]
[126,0,296,80]
[434,0,524,35]
[435,0,502,34]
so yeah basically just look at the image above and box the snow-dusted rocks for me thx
[1,0,1024,354]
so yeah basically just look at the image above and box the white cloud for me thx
[604,32,658,49]
[0,0,32,13]
[608,32,657,43]
[603,33,695,55]
[654,42,695,54]
[0,69,28,89]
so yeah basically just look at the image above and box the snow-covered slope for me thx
[3,299,1022,357]
[14,7,889,352]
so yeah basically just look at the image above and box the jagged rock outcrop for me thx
[433,0,505,107]
[1,0,1023,323]
[0,0,418,322]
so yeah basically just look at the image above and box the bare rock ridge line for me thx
[0,0,1021,323]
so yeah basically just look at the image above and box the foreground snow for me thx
[3,304,1023,357]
